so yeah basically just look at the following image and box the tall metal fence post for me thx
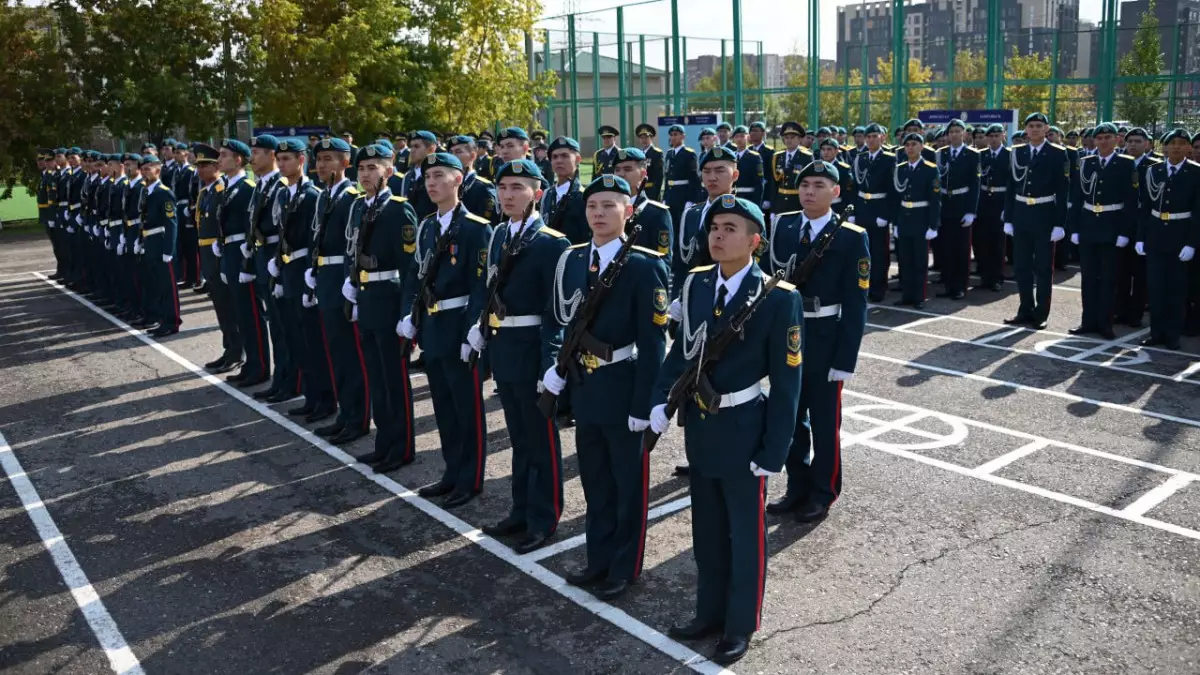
[890,0,905,127]
[593,32,601,144]
[617,8,627,135]
[733,0,744,121]
[568,17,579,140]
[639,36,648,124]
[671,0,682,114]
[808,0,820,126]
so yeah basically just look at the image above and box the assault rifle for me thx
[467,199,536,368]
[410,182,466,336]
[345,176,386,322]
[790,204,853,286]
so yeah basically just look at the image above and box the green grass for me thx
[0,191,37,222]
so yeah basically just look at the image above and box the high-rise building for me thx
[1117,0,1200,87]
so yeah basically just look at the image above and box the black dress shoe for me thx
[711,635,751,666]
[766,493,806,515]
[442,490,478,509]
[1098,328,1116,340]
[950,291,966,301]
[374,456,415,473]
[1068,325,1096,336]
[192,282,208,294]
[482,517,525,537]
[305,406,336,424]
[1141,336,1164,347]
[672,464,690,477]
[236,375,270,389]
[667,618,723,641]
[913,301,926,309]
[565,567,608,587]
[288,403,316,417]
[514,532,550,554]
[1029,319,1048,330]
[226,370,247,383]
[1003,315,1031,326]
[253,388,279,401]
[556,412,575,429]
[205,355,229,369]
[990,282,1003,292]
[314,422,345,438]
[213,360,242,374]
[265,390,297,404]
[595,579,629,600]
[142,322,163,333]
[868,294,885,303]
[149,325,178,337]
[418,481,455,498]
[795,500,829,523]
[1165,341,1182,351]
[891,299,910,307]
[354,451,385,464]
[329,427,369,445]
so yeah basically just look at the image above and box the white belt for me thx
[733,187,755,194]
[1151,210,1192,221]
[100,219,110,226]
[317,255,345,266]
[282,248,308,263]
[860,192,887,200]
[128,218,141,226]
[578,343,635,368]
[900,201,930,208]
[718,382,763,409]
[58,201,68,207]
[668,180,690,186]
[491,314,542,328]
[427,294,469,312]
[804,303,842,319]
[261,234,280,244]
[175,199,188,205]
[1018,195,1056,205]
[69,204,81,210]
[224,233,246,243]
[361,269,400,282]
[1083,202,1124,214]
[986,186,1007,193]
[143,226,165,236]
[949,187,970,196]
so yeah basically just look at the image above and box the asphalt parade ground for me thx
[2,235,1200,675]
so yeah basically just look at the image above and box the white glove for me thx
[238,272,255,283]
[1182,246,1196,262]
[1070,233,1080,245]
[397,315,416,339]
[350,305,358,322]
[240,242,252,259]
[301,293,317,308]
[828,368,854,382]
[891,226,899,238]
[272,284,284,299]
[750,461,778,477]
[162,254,173,263]
[75,214,82,226]
[119,233,127,247]
[341,278,357,303]
[104,242,112,251]
[1136,241,1146,256]
[628,417,650,433]
[1116,236,1129,248]
[116,244,125,256]
[1003,222,1014,236]
[875,217,888,228]
[961,213,975,227]
[542,365,567,395]
[212,241,222,257]
[66,226,76,234]
[220,272,228,284]
[184,207,191,218]
[304,267,317,289]
[1050,226,1065,243]
[134,242,144,255]
[268,257,280,277]
[846,216,856,224]
[467,324,486,351]
[925,228,938,241]
[460,343,473,362]
[667,298,683,322]
[649,404,670,434]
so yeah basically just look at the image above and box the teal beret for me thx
[716,122,732,132]
[279,139,307,153]
[1050,125,1064,136]
[373,138,395,151]
[122,153,142,163]
[902,132,925,145]
[946,119,966,131]
[987,124,1005,134]
[446,135,475,149]
[818,138,840,151]
[583,174,632,200]
[1066,129,1080,138]
[499,127,529,142]
[1024,112,1049,125]
[357,143,394,161]
[750,121,767,131]
[54,147,67,155]
[251,135,280,151]
[864,123,885,135]
[1124,127,1149,141]
[163,137,177,146]
[1161,128,1191,145]
[548,136,581,153]
[667,124,685,135]
[732,125,749,135]
[221,139,251,158]
[852,126,866,135]
[422,152,463,172]
[408,130,437,144]
[174,142,189,151]
[494,159,543,181]
[699,127,716,138]
[798,159,840,183]
[704,194,764,232]
[138,154,161,167]
[315,137,351,153]
[904,118,923,129]
[1093,123,1118,136]
[818,126,833,135]
[699,146,736,168]
[614,147,646,164]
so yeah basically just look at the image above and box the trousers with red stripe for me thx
[222,253,270,379]
[575,423,650,584]
[425,356,487,495]
[141,234,181,329]
[783,316,845,507]
[359,327,415,462]
[496,379,563,537]
[690,474,768,636]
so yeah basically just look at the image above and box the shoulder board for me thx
[245,178,257,187]
[682,147,695,153]
[465,212,489,224]
[840,222,865,233]
[745,149,760,156]
[567,242,588,250]
[631,245,664,258]
[644,199,669,210]
[1188,159,1200,168]
[689,264,715,274]
[1049,142,1066,150]
[967,146,982,153]
[774,210,801,219]
[539,226,567,238]
[278,176,289,186]
[1081,154,1097,162]
[923,160,937,169]
[475,176,493,184]
[346,186,360,195]
[774,280,796,292]
[1118,154,1134,161]
[389,195,408,203]
[214,182,225,192]
[1012,143,1027,149]
[881,150,896,157]
[837,161,851,169]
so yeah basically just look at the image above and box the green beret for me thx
[902,132,925,145]
[548,136,581,153]
[422,152,463,172]
[221,138,251,158]
[315,137,351,153]
[357,143,394,162]
[667,124,685,135]
[1161,128,1191,145]
[732,125,749,135]
[946,119,966,131]
[1092,123,1118,137]
[750,121,767,131]
[138,154,162,167]
[494,159,543,181]
[798,159,840,183]
[1024,112,1049,125]
[704,194,764,232]
[614,147,647,165]
[699,146,737,169]
[583,174,632,200]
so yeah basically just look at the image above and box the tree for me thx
[1001,47,1052,119]
[690,59,761,113]
[870,54,937,127]
[777,54,865,129]
[952,48,988,109]
[1056,85,1096,130]
[0,2,96,198]
[1116,0,1166,127]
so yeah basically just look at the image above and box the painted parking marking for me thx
[974,440,1051,475]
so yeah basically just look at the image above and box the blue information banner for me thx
[659,114,723,149]
[917,110,1019,137]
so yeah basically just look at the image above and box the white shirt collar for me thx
[165,159,175,168]
[364,188,391,207]
[202,178,218,193]
[507,211,539,235]
[129,175,143,186]
[555,180,571,199]
[258,169,280,184]
[412,165,422,179]
[1168,159,1185,172]
[101,176,111,184]
[869,149,881,160]
[801,210,834,239]
[1029,140,1046,152]
[1098,150,1116,164]
[950,143,963,156]
[147,180,161,191]
[908,159,920,169]
[224,171,246,188]
[589,237,624,274]
[714,260,753,306]
[328,177,350,195]
[437,207,456,234]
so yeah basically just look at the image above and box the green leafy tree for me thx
[1116,0,1166,127]
[779,56,864,129]
[1001,47,1052,118]
[870,54,937,127]
[690,59,761,114]
[952,49,988,109]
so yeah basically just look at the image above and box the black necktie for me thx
[800,221,812,245]
[714,284,728,319]
[1170,165,1177,178]
[1031,147,1039,160]
[588,249,601,289]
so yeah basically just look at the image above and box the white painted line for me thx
[892,315,947,331]
[1172,361,1200,383]
[0,271,48,282]
[858,350,1200,430]
[176,322,218,334]
[974,440,1050,475]
[1003,277,1080,293]
[1121,474,1197,518]
[525,495,694,563]
[36,272,734,675]
[970,327,1025,345]
[0,429,145,675]
[1067,328,1150,363]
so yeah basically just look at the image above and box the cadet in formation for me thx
[816,138,854,217]
[609,147,674,259]
[849,124,896,302]
[935,119,981,301]
[1115,127,1159,328]
[540,136,588,244]
[544,174,669,601]
[973,124,1009,293]
[594,125,620,176]
[661,124,700,228]
[729,126,765,207]
[890,132,942,309]
[400,131,438,221]
[192,143,243,374]
[767,122,814,222]
[635,123,664,201]
[134,154,182,336]
[216,140,269,387]
[444,135,499,224]
[651,195,801,666]
[672,147,739,299]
